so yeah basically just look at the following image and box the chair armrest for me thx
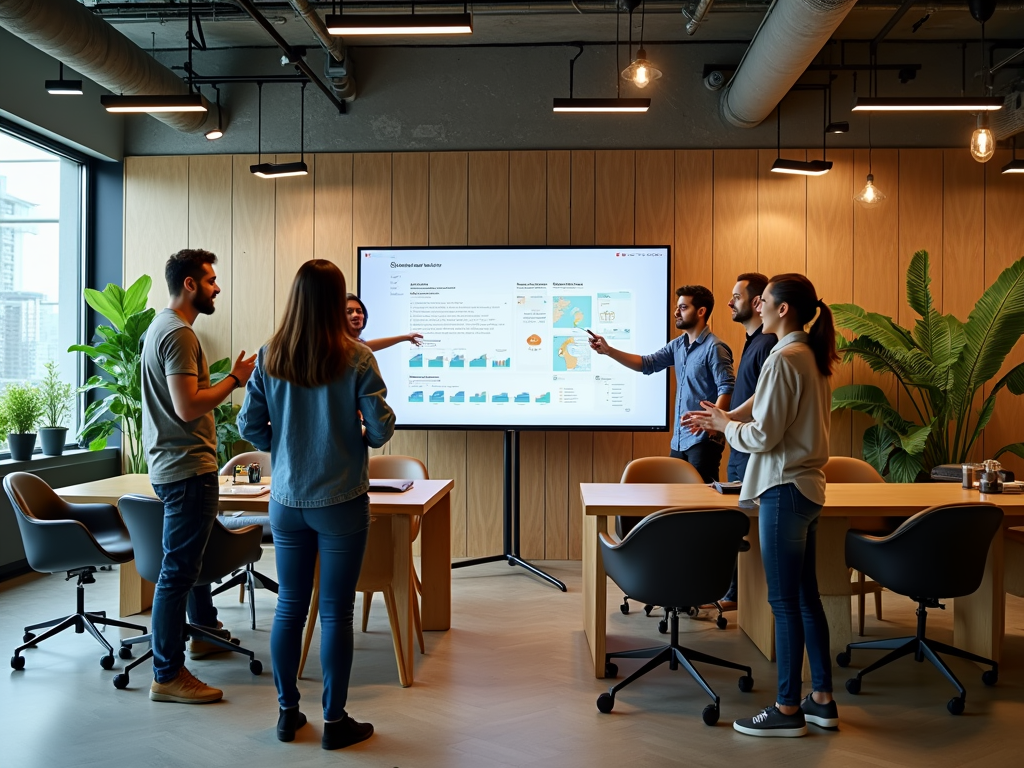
[599,532,619,549]
[16,517,113,573]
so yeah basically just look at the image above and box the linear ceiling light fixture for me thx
[45,62,83,96]
[1004,134,1024,174]
[250,82,309,179]
[852,96,1002,112]
[326,1,472,36]
[770,103,832,176]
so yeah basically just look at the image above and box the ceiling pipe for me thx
[0,0,220,134]
[286,0,356,102]
[720,0,858,129]
[683,0,717,36]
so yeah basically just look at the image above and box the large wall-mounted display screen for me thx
[358,246,670,431]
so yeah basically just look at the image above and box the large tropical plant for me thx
[70,275,155,473]
[831,250,1024,482]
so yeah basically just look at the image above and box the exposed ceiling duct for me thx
[285,0,355,102]
[0,0,220,134]
[720,0,859,129]
[683,0,716,36]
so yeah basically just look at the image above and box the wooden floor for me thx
[2,556,1024,767]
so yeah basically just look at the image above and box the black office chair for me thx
[836,503,1003,715]
[213,451,278,630]
[112,494,265,690]
[596,508,754,725]
[5,472,148,671]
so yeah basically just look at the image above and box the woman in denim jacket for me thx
[238,260,395,750]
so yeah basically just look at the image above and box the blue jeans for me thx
[270,495,369,721]
[760,483,833,706]
[151,473,221,683]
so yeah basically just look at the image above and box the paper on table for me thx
[219,485,270,497]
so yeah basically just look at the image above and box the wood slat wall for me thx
[123,149,1024,560]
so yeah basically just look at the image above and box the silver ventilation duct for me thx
[720,0,858,129]
[285,0,356,102]
[0,0,220,134]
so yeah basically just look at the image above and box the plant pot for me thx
[39,427,68,456]
[7,433,37,461]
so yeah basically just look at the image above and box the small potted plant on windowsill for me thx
[0,382,43,461]
[39,361,74,456]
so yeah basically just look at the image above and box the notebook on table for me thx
[369,479,414,493]
[219,485,271,497]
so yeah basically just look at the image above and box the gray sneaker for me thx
[733,705,807,738]
[801,693,839,729]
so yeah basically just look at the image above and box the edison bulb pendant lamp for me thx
[854,174,886,206]
[621,48,662,89]
[970,114,995,163]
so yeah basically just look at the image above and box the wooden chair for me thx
[822,456,886,636]
[364,455,428,654]
[297,513,408,684]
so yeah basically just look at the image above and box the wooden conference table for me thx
[580,482,1024,679]
[53,474,454,686]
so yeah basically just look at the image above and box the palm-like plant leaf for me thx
[831,304,914,352]
[831,384,915,433]
[862,424,898,475]
[888,450,924,484]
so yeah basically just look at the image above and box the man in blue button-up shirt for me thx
[589,284,735,482]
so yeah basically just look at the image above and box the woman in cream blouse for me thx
[686,273,838,739]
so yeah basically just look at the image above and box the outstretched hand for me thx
[588,332,611,355]
[231,350,257,386]
[406,333,424,347]
[683,400,730,434]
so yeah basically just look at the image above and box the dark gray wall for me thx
[124,41,1015,156]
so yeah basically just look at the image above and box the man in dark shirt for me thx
[719,272,776,610]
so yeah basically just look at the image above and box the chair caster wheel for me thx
[605,662,618,678]
[22,632,35,644]
[11,655,25,671]
[716,616,728,630]
[947,697,965,715]
[658,620,668,635]
[100,654,115,670]
[738,675,754,693]
[249,659,263,675]
[112,673,129,690]
[836,651,851,668]
[846,677,861,695]
[596,693,614,714]
[982,670,998,686]
[643,605,654,617]
[702,704,719,726]
[686,606,700,618]
[118,646,133,660]
[620,602,630,615]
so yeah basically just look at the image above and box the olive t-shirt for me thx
[141,308,218,484]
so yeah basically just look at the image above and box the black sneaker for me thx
[322,716,374,750]
[733,705,807,738]
[800,693,839,729]
[277,707,307,742]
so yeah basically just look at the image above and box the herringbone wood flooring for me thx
[2,556,1023,767]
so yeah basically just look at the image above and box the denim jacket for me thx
[237,344,396,508]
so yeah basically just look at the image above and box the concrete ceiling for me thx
[85,2,1024,52]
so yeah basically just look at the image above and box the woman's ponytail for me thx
[767,274,839,377]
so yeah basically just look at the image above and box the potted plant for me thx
[38,361,75,456]
[69,275,155,473]
[0,382,44,461]
[210,357,246,467]
[831,250,1024,481]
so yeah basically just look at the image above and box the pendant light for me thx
[770,102,832,176]
[824,76,848,134]
[326,1,472,36]
[1003,134,1024,174]
[250,83,309,179]
[969,2,997,163]
[204,86,224,140]
[854,115,886,206]
[621,2,661,89]
[45,62,83,96]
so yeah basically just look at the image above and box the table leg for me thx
[392,514,414,687]
[954,528,1004,664]
[737,521,774,661]
[119,560,154,617]
[419,493,451,631]
[583,513,607,678]
[815,516,853,668]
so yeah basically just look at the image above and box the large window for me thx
[0,126,85,453]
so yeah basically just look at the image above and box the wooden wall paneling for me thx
[230,155,275,405]
[187,155,233,366]
[352,153,392,253]
[851,149,900,460]
[570,150,595,246]
[757,148,807,277]
[674,151,714,289]
[897,150,944,425]
[273,154,314,325]
[391,153,428,247]
[983,150,1024,476]
[463,147,504,557]
[123,156,189,303]
[806,149,854,457]
[545,151,571,558]
[632,150,676,459]
[547,151,571,246]
[592,151,635,482]
[508,151,548,558]
[426,152,471,556]
[313,153,353,279]
[943,150,987,460]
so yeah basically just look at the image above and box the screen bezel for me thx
[356,244,672,432]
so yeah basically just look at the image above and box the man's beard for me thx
[676,317,696,331]
[194,293,216,315]
[732,305,753,323]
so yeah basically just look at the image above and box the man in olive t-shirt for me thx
[142,248,255,704]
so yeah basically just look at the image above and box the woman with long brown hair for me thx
[238,260,395,750]
[686,273,839,738]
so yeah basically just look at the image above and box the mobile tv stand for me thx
[451,430,567,592]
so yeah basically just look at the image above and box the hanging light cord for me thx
[256,82,262,164]
[568,44,584,99]
[640,0,646,48]
[616,3,620,99]
[300,82,307,163]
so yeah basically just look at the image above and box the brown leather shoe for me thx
[150,667,223,704]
